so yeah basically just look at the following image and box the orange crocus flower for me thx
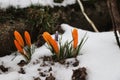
[42,32,59,54]
[14,31,24,47]
[24,31,31,47]
[72,28,78,48]
[49,38,59,54]
[14,40,24,54]
[42,32,52,45]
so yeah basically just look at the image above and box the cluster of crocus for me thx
[42,28,87,60]
[14,31,32,62]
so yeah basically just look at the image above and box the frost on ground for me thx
[0,0,76,8]
[0,24,120,80]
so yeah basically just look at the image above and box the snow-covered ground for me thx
[0,24,120,80]
[0,0,76,8]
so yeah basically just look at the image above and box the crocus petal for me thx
[42,32,59,54]
[14,40,24,54]
[72,28,78,48]
[42,32,52,45]
[14,31,24,47]
[24,31,31,47]
[49,38,59,54]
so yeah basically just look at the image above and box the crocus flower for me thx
[42,32,59,54]
[42,32,52,45]
[72,28,78,48]
[14,31,24,47]
[49,37,59,54]
[24,31,31,47]
[14,40,24,54]
[55,31,58,41]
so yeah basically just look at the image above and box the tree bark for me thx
[107,0,120,48]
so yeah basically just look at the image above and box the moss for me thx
[0,5,60,33]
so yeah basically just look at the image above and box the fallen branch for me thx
[76,0,99,32]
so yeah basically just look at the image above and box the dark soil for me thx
[72,59,79,67]
[0,65,9,72]
[45,73,55,80]
[34,77,41,80]
[18,68,26,74]
[17,60,27,67]
[42,56,79,66]
[42,56,87,80]
[72,67,87,80]
[39,72,47,77]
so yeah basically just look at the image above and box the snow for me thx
[0,24,120,80]
[0,0,76,9]
[61,24,120,80]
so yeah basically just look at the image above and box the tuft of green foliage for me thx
[44,31,87,61]
[26,6,58,33]
[53,34,87,61]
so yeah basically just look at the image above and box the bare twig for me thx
[76,0,99,32]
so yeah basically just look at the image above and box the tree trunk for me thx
[107,0,120,48]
